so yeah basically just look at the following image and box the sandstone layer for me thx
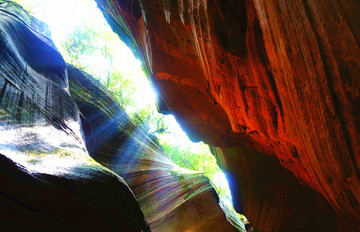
[95,0,360,231]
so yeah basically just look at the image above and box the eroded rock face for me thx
[0,2,149,231]
[95,0,360,231]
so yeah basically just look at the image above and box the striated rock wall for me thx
[96,0,360,231]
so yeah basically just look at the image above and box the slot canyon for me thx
[0,0,359,231]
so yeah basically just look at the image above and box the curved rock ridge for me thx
[0,1,149,231]
[95,0,360,231]
[67,64,244,232]
[211,146,341,232]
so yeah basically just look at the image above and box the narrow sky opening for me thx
[14,0,235,210]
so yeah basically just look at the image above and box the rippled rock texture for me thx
[0,1,240,231]
[95,0,360,231]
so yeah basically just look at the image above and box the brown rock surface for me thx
[96,0,360,231]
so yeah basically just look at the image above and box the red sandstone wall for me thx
[96,0,360,230]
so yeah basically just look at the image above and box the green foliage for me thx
[162,142,219,179]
